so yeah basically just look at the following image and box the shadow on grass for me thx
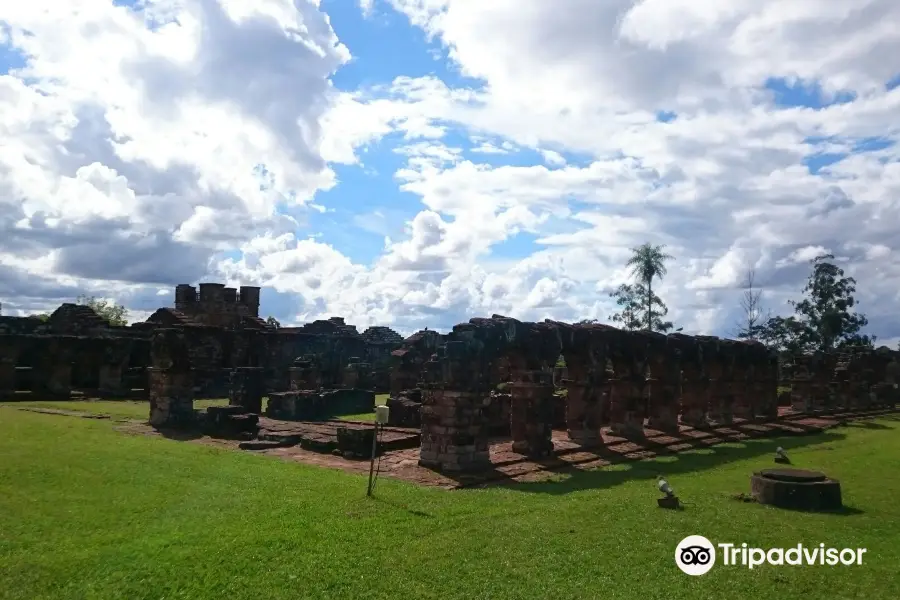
[839,420,894,430]
[501,431,847,496]
[778,505,865,517]
[369,495,435,519]
[156,427,205,441]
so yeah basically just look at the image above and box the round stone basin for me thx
[758,468,827,483]
[751,468,842,511]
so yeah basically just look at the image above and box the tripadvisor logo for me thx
[675,535,867,575]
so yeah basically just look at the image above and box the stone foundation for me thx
[266,388,375,421]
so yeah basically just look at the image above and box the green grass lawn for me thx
[12,399,233,420]
[16,391,388,423]
[1,406,898,600]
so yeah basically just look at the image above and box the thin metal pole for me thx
[366,422,379,497]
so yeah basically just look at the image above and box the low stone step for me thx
[239,440,289,451]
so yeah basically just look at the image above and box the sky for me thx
[1,0,899,343]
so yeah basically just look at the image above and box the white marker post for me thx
[367,404,390,497]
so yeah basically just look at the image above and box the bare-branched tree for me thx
[734,268,768,340]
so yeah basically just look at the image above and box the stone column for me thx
[148,329,195,427]
[731,362,754,421]
[418,388,491,471]
[680,365,708,427]
[860,364,876,409]
[148,368,194,427]
[806,358,824,413]
[564,372,606,446]
[646,353,680,434]
[229,367,265,413]
[791,370,812,413]
[831,360,850,410]
[416,339,495,472]
[754,355,780,421]
[608,372,646,438]
[705,341,734,425]
[508,370,555,457]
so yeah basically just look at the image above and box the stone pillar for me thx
[706,356,733,425]
[680,366,707,427]
[565,373,606,446]
[860,365,876,409]
[508,370,555,457]
[731,363,753,421]
[646,354,680,434]
[229,367,265,413]
[791,374,811,412]
[807,372,825,413]
[754,356,779,421]
[418,388,491,471]
[148,368,194,427]
[831,360,850,410]
[608,374,645,438]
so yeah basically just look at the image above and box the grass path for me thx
[0,406,898,599]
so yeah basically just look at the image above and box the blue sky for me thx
[297,11,899,268]
[4,3,890,272]
[301,1,578,265]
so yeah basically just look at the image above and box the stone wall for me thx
[0,333,150,399]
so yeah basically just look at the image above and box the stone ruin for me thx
[0,282,405,404]
[0,305,148,400]
[788,348,900,413]
[369,316,896,473]
[2,288,898,476]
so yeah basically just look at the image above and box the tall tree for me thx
[789,254,874,352]
[77,295,129,326]
[624,242,675,331]
[734,268,769,340]
[266,316,281,328]
[757,254,874,353]
[609,283,674,333]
